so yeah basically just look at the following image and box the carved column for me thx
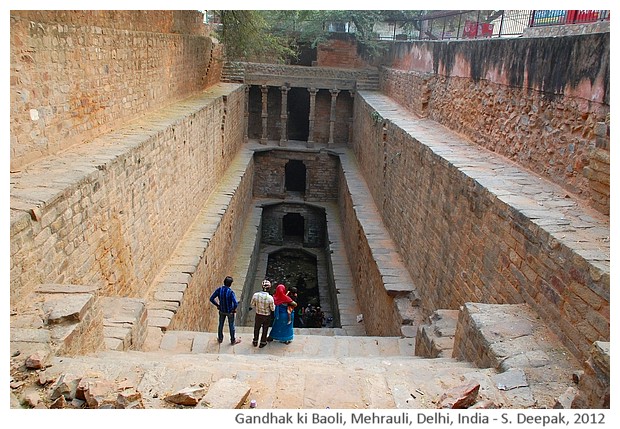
[260,84,269,145]
[348,90,355,144]
[307,87,318,148]
[328,88,340,147]
[243,85,250,142]
[279,85,290,147]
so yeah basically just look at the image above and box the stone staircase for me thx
[221,61,245,83]
[154,327,416,357]
[355,69,380,90]
[11,295,595,410]
[32,333,506,409]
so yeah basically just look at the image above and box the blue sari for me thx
[270,304,294,342]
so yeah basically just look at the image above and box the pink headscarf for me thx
[273,284,293,306]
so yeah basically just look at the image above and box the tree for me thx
[214,10,297,63]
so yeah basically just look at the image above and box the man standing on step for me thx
[209,276,241,345]
[249,279,275,348]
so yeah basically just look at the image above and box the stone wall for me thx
[337,168,402,337]
[261,203,326,248]
[10,10,218,170]
[10,84,245,310]
[316,33,368,68]
[252,149,340,201]
[380,34,610,213]
[168,155,255,332]
[351,92,609,361]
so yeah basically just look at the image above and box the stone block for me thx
[43,293,95,324]
[198,378,251,409]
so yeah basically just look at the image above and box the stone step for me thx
[157,330,416,358]
[415,309,459,358]
[40,348,499,409]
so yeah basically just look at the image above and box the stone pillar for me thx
[348,90,355,144]
[243,85,250,142]
[260,85,269,145]
[307,87,318,148]
[279,85,290,147]
[328,88,340,147]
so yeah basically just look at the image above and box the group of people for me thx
[208,276,299,348]
[300,303,325,328]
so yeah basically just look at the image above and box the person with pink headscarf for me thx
[267,284,296,344]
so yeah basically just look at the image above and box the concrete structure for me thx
[9,11,609,410]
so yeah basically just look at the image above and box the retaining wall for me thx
[380,34,610,213]
[10,84,245,311]
[10,10,219,170]
[351,91,609,361]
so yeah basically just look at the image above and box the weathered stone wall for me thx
[571,341,610,408]
[380,34,610,213]
[337,168,402,336]
[316,33,368,68]
[10,10,218,170]
[351,93,609,361]
[261,203,326,248]
[168,156,255,332]
[252,149,340,201]
[10,10,209,35]
[10,84,245,310]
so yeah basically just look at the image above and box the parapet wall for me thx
[380,34,610,213]
[352,91,609,361]
[10,10,219,170]
[10,84,245,310]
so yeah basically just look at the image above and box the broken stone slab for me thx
[554,386,578,409]
[25,349,51,369]
[164,386,207,406]
[437,381,480,409]
[493,368,529,391]
[43,293,95,324]
[117,388,145,409]
[50,373,81,401]
[23,388,42,408]
[79,377,117,408]
[50,395,67,408]
[198,378,251,409]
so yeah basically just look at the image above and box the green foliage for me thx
[213,10,503,63]
[215,10,297,63]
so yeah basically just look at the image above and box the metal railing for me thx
[376,10,610,41]
[530,10,610,27]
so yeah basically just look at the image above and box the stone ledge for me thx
[452,302,582,408]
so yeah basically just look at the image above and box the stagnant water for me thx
[265,248,324,328]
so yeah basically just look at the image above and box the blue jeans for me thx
[218,311,236,343]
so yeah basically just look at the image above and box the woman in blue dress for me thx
[269,284,295,344]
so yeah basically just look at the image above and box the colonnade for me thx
[243,84,354,148]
